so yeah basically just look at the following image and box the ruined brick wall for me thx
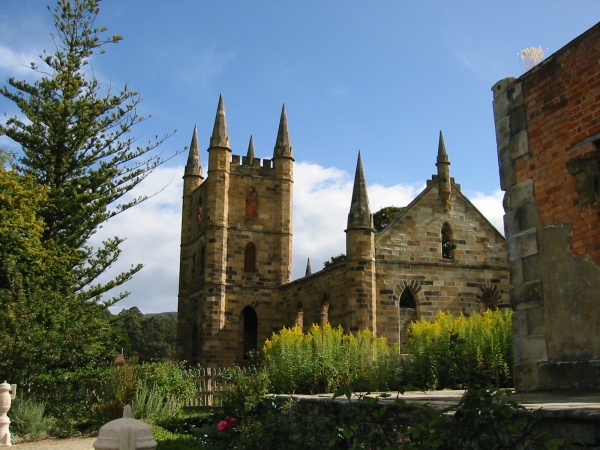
[492,22,600,391]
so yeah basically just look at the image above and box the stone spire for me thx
[436,131,452,211]
[347,152,373,230]
[210,94,230,148]
[305,258,312,276]
[184,125,203,179]
[247,135,255,160]
[273,104,293,158]
[437,130,449,166]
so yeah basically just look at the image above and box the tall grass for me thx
[263,324,399,394]
[405,309,513,390]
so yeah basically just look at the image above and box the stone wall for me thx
[375,178,509,348]
[492,21,600,391]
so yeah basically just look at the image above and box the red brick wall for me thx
[518,23,600,263]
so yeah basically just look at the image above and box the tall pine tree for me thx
[0,0,174,304]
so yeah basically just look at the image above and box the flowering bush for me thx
[216,416,237,432]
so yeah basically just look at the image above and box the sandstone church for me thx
[176,95,509,367]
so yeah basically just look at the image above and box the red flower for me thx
[228,417,237,423]
[217,420,230,431]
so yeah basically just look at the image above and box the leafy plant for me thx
[135,361,197,406]
[405,309,513,390]
[220,367,271,418]
[263,324,399,394]
[131,382,181,423]
[9,395,55,442]
[0,0,175,305]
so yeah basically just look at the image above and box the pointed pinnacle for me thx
[210,94,230,148]
[247,135,255,160]
[347,151,372,229]
[185,125,202,177]
[274,104,293,158]
[437,130,449,164]
[305,258,312,276]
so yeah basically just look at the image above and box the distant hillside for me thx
[144,311,177,320]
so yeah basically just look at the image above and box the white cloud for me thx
[292,162,423,277]
[99,163,505,314]
[0,44,40,79]
[92,166,184,314]
[469,189,505,235]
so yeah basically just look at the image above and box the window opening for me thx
[441,222,454,259]
[241,306,258,359]
[246,187,258,217]
[399,287,416,309]
[244,242,256,272]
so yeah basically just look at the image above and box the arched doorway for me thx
[241,306,258,360]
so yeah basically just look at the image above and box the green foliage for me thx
[135,361,197,406]
[440,386,562,449]
[16,361,195,436]
[0,0,174,305]
[0,159,117,384]
[111,308,177,362]
[404,309,514,390]
[29,365,112,435]
[373,205,404,232]
[190,387,561,449]
[323,253,346,269]
[152,425,209,450]
[220,368,271,418]
[90,363,137,424]
[9,395,55,442]
[263,324,400,394]
[131,382,181,423]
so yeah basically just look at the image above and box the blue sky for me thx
[1,1,599,313]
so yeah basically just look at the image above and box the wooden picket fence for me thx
[185,367,246,408]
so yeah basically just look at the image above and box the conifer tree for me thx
[0,149,114,383]
[0,0,174,304]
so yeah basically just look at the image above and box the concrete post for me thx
[0,381,16,447]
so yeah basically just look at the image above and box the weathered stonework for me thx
[492,22,600,391]
[177,98,509,367]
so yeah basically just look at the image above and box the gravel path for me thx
[10,437,97,449]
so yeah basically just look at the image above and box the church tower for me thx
[344,152,377,333]
[176,96,294,367]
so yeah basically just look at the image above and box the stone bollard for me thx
[0,381,17,448]
[94,405,157,450]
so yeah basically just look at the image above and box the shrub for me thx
[26,360,197,435]
[220,367,271,418]
[90,362,137,424]
[9,395,54,441]
[263,324,400,394]
[135,361,196,406]
[404,309,513,390]
[28,365,111,435]
[131,381,181,423]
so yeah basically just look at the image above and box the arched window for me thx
[477,284,500,312]
[244,242,256,272]
[241,306,258,359]
[399,287,416,309]
[246,187,258,218]
[441,222,454,259]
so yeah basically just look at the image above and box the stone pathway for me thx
[10,437,96,449]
